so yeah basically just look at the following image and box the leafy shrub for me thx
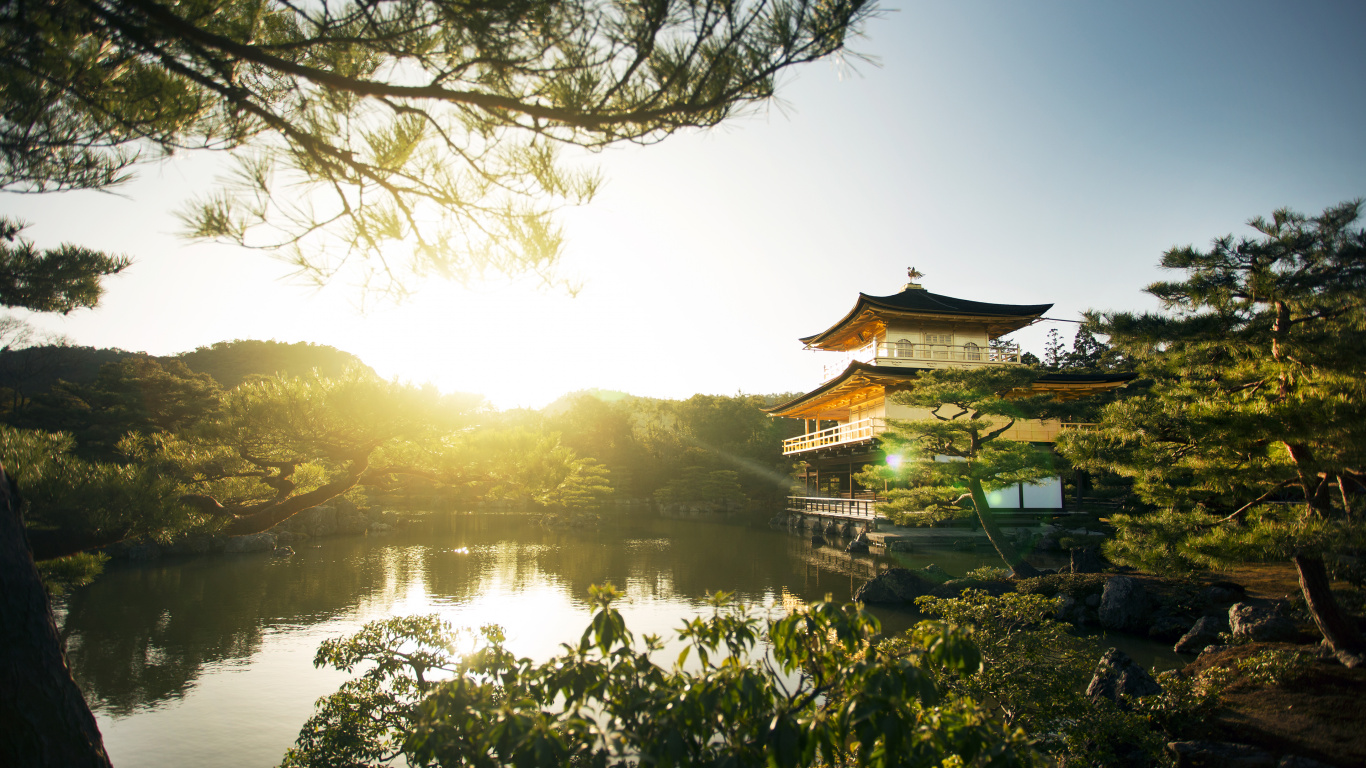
[1013,573,1109,601]
[963,566,1011,582]
[286,587,1035,768]
[36,551,109,594]
[1133,668,1232,739]
[911,590,1168,766]
[1235,649,1315,687]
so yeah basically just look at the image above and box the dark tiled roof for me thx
[862,289,1053,318]
[800,289,1053,345]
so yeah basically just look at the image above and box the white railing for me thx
[822,342,1022,381]
[782,417,885,455]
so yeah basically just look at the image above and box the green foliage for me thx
[1058,201,1366,648]
[0,424,203,555]
[910,590,1228,766]
[1062,325,1129,374]
[1234,649,1315,687]
[282,615,481,767]
[0,219,128,313]
[963,567,1011,582]
[1012,573,1109,601]
[535,390,802,505]
[2,0,878,295]
[654,466,745,508]
[35,551,109,595]
[174,340,376,391]
[1061,200,1366,531]
[1134,668,1231,740]
[856,367,1063,522]
[912,591,1097,734]
[852,367,1068,557]
[290,588,1035,768]
[17,356,224,460]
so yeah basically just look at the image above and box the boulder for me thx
[223,532,277,553]
[1166,741,1275,768]
[854,568,933,605]
[1174,615,1227,654]
[1203,584,1245,604]
[274,530,309,546]
[1229,603,1298,643]
[810,534,826,547]
[1086,648,1161,707]
[1148,616,1195,643]
[1068,547,1107,574]
[845,532,870,554]
[920,564,953,583]
[1099,575,1150,633]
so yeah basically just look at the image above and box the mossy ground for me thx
[1182,643,1366,767]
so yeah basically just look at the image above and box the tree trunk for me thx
[1294,554,1365,653]
[0,467,113,767]
[968,479,1041,578]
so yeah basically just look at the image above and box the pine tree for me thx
[1043,328,1066,370]
[2,0,877,295]
[855,367,1070,577]
[1060,201,1366,657]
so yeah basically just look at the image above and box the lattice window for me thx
[894,338,914,358]
[964,342,981,361]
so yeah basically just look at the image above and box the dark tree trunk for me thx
[0,467,113,767]
[1294,554,1365,653]
[969,479,1041,578]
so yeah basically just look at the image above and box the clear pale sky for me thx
[5,1,1365,409]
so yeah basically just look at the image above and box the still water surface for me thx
[57,512,1168,767]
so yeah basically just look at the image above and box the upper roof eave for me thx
[799,291,1055,348]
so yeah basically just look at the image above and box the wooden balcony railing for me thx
[822,342,1022,381]
[782,417,885,455]
[786,496,880,520]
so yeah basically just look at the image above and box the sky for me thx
[5,1,1366,409]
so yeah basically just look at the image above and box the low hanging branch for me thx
[1210,479,1295,525]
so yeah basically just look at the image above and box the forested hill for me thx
[173,340,372,389]
[0,339,370,398]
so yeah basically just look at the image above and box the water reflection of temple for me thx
[763,270,1133,514]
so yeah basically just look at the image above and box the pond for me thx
[56,511,1177,767]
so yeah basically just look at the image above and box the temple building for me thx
[763,270,1133,510]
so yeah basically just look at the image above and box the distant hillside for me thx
[0,339,372,398]
[0,345,137,399]
[540,389,803,415]
[174,340,372,389]
[540,389,637,416]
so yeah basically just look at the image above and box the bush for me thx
[1235,649,1315,687]
[286,587,1035,768]
[910,590,1186,766]
[964,566,1012,583]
